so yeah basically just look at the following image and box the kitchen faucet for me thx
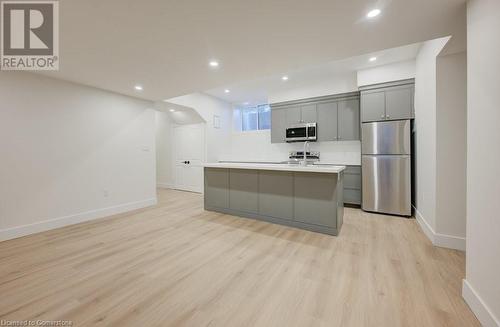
[301,141,309,166]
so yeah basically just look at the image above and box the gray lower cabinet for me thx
[343,166,361,205]
[258,171,294,220]
[271,109,286,143]
[204,168,344,235]
[204,168,229,208]
[294,172,338,228]
[317,102,338,141]
[338,99,360,141]
[229,169,259,213]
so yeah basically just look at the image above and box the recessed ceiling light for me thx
[243,102,249,105]
[134,85,143,91]
[169,109,175,112]
[366,9,381,18]
[209,60,219,68]
[369,57,377,62]
[224,89,230,93]
[282,75,289,81]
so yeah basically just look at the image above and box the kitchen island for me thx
[203,163,345,235]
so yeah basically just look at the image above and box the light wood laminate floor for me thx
[0,189,479,326]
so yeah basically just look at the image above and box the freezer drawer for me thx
[362,155,411,216]
[362,120,410,155]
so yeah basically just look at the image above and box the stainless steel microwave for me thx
[285,123,317,142]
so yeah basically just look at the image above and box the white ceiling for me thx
[204,42,422,106]
[39,0,466,101]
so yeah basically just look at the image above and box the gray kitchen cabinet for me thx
[204,168,229,208]
[271,109,286,143]
[285,105,302,125]
[360,79,415,122]
[338,99,360,141]
[229,169,259,213]
[385,86,413,120]
[317,102,338,141]
[294,172,338,228]
[270,91,360,143]
[343,166,361,205]
[258,171,294,220]
[204,167,344,235]
[300,104,317,123]
[361,91,385,122]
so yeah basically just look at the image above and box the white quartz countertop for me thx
[203,162,345,174]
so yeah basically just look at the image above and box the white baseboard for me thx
[413,206,466,251]
[157,182,175,189]
[463,279,500,327]
[0,198,157,242]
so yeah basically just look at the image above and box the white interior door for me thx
[173,123,205,193]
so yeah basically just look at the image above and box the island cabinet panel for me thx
[204,168,229,208]
[204,167,344,235]
[229,169,259,213]
[293,172,338,228]
[258,171,294,220]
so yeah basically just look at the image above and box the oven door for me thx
[286,126,308,142]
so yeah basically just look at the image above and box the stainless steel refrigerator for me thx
[361,119,411,216]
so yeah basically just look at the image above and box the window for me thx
[240,104,271,131]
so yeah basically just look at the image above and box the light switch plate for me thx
[213,115,220,129]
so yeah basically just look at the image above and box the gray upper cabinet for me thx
[317,102,338,142]
[338,99,360,141]
[271,109,286,143]
[285,105,302,125]
[360,80,415,122]
[300,104,317,123]
[270,91,360,143]
[385,86,413,120]
[361,91,385,122]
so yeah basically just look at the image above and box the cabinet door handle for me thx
[380,114,384,118]
[386,115,390,119]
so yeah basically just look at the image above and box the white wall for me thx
[413,37,449,239]
[0,72,157,241]
[357,60,416,87]
[222,131,360,165]
[436,52,467,240]
[463,1,500,326]
[167,93,232,163]
[155,110,174,188]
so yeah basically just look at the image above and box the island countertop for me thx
[203,162,346,174]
